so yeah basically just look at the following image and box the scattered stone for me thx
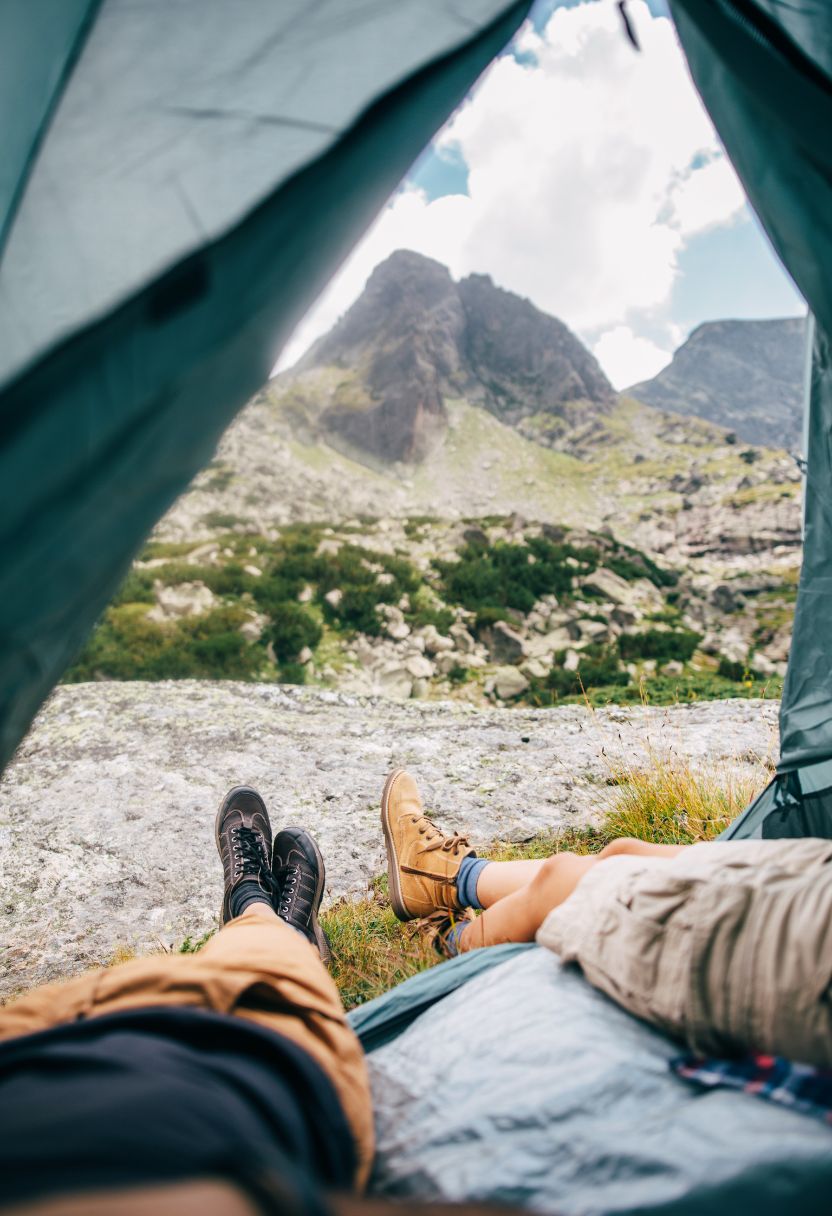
[493,667,530,699]
[298,585,314,604]
[581,567,634,606]
[240,613,268,643]
[488,621,528,664]
[449,624,476,653]
[147,581,217,621]
[324,588,343,608]
[405,655,435,680]
[243,564,262,578]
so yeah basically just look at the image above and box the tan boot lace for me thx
[408,813,471,858]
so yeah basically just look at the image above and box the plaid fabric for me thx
[673,1054,832,1125]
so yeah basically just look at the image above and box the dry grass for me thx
[602,758,767,844]
[322,877,438,1010]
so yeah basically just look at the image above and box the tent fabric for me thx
[0,0,532,774]
[668,2,832,794]
[359,947,832,1214]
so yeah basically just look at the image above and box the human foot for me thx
[215,785,276,925]
[273,827,331,963]
[380,769,476,921]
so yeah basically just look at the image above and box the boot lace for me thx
[231,826,273,892]
[274,862,303,921]
[408,813,471,858]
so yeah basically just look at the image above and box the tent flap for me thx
[672,0,832,794]
[0,0,531,772]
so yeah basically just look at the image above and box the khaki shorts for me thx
[0,908,374,1188]
[537,838,832,1066]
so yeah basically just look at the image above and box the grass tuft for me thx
[602,759,765,844]
[322,878,438,1010]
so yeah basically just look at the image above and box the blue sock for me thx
[455,855,490,910]
[444,922,469,957]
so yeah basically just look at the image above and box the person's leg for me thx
[454,852,600,952]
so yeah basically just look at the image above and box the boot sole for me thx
[380,768,413,921]
[214,784,271,926]
[279,825,332,964]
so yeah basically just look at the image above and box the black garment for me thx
[0,1007,355,1212]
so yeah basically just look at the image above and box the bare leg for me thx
[476,859,549,907]
[458,852,599,951]
[474,837,687,910]
[458,838,691,952]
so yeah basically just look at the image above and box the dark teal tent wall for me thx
[0,1,531,773]
[671,0,832,778]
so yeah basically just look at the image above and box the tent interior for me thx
[2,0,832,1210]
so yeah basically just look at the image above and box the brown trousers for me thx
[0,908,374,1190]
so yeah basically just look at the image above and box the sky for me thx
[275,0,805,389]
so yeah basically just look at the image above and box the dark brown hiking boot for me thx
[273,827,331,963]
[215,785,276,925]
[381,769,476,921]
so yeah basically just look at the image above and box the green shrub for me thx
[279,662,307,685]
[436,537,596,618]
[606,548,678,588]
[447,664,470,685]
[717,656,747,681]
[111,569,155,606]
[618,628,701,663]
[64,606,262,682]
[269,603,322,662]
[525,645,627,706]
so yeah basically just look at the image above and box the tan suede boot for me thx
[381,769,476,920]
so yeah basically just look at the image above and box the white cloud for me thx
[593,325,671,389]
[275,0,746,375]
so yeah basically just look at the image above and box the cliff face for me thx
[286,250,613,463]
[458,272,614,422]
[628,317,807,450]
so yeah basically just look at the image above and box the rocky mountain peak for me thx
[628,316,806,450]
[286,250,613,463]
[458,271,614,421]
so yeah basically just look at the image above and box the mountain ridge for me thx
[285,249,614,463]
[628,316,806,449]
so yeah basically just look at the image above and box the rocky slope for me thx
[0,683,778,997]
[285,250,614,463]
[628,317,806,450]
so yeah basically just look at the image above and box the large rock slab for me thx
[0,683,778,999]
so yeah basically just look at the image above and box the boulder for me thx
[449,623,476,653]
[521,657,549,680]
[420,625,454,655]
[527,628,572,658]
[488,621,528,664]
[493,667,530,700]
[148,581,217,621]
[580,567,633,606]
[324,588,343,608]
[563,650,580,672]
[405,654,435,680]
[240,613,268,643]
[375,664,413,700]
